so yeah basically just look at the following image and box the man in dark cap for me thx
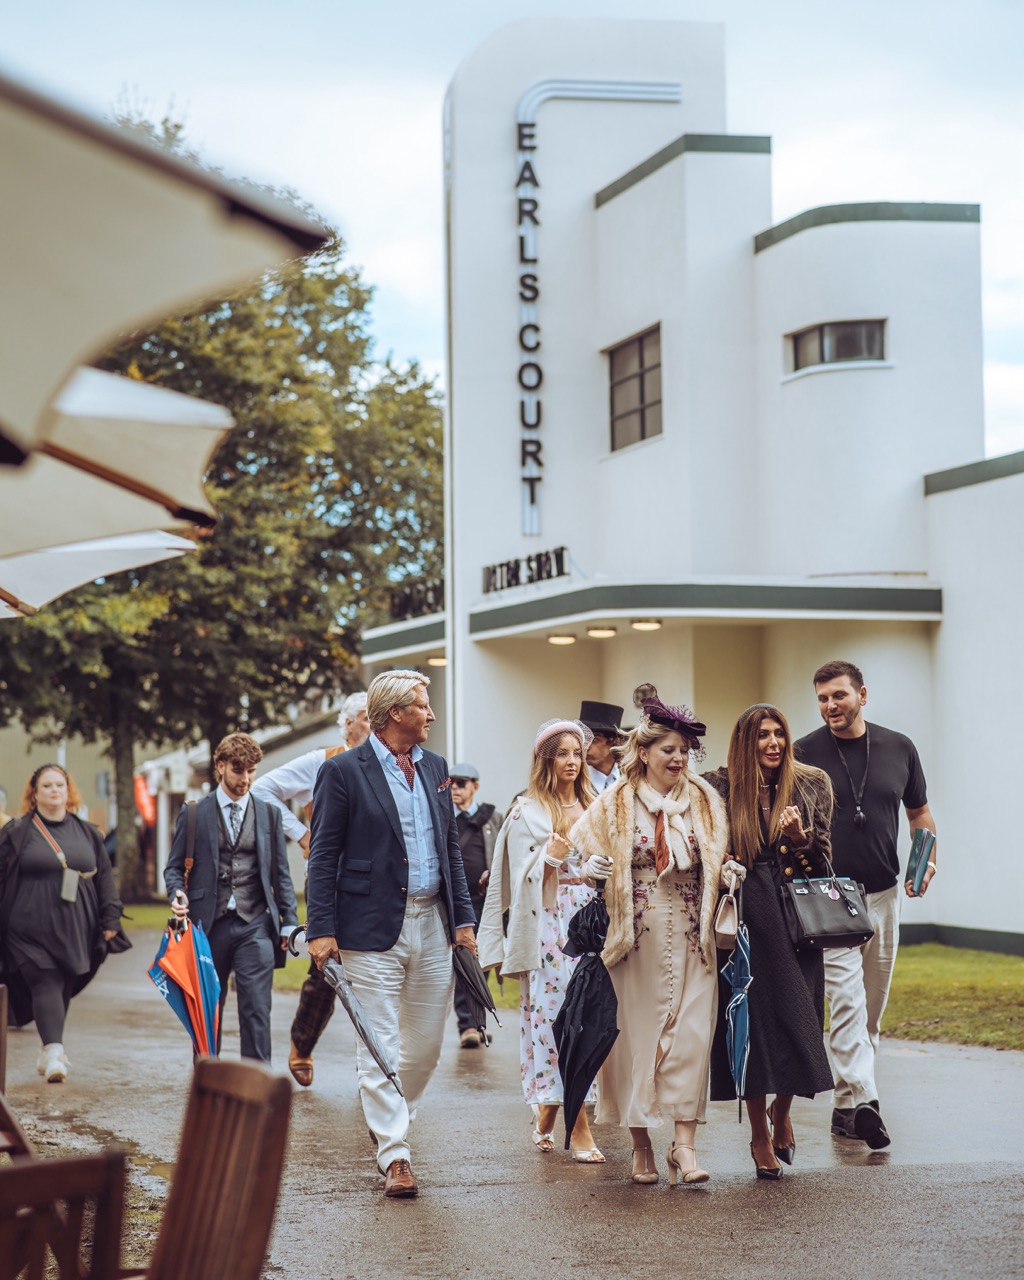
[449,763,503,1047]
[579,701,625,795]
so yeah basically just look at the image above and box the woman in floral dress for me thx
[572,685,740,1186]
[478,718,603,1161]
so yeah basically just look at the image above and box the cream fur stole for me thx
[571,773,730,970]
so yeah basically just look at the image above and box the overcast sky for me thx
[6,0,1023,453]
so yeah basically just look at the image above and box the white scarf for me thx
[635,777,695,873]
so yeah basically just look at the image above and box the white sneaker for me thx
[36,1046,47,1076]
[42,1043,68,1083]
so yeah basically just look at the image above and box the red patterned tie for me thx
[376,733,416,789]
[654,811,671,877]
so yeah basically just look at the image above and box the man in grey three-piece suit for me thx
[166,732,298,1063]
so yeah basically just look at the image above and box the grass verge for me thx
[123,907,1024,1051]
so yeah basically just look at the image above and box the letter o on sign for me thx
[518,362,543,391]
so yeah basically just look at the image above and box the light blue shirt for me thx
[369,733,439,900]
[461,800,480,818]
[588,762,621,794]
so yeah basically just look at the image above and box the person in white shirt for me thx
[251,691,369,1085]
[580,701,626,795]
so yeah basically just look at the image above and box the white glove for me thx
[583,852,614,881]
[720,859,746,889]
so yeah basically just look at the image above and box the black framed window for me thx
[609,326,662,451]
[792,320,885,371]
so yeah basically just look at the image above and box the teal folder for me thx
[906,828,935,895]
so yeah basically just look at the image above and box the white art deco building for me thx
[362,18,1022,954]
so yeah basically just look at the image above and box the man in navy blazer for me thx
[166,733,298,1063]
[307,670,475,1199]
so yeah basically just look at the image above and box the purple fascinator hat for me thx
[633,683,707,760]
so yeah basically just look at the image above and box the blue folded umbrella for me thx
[148,927,196,1047]
[720,888,753,1122]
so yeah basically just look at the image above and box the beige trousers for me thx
[339,898,454,1172]
[824,884,901,1109]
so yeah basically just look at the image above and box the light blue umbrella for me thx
[720,886,753,1122]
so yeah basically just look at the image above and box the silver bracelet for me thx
[927,861,937,871]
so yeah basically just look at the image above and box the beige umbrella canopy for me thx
[0,531,195,619]
[0,66,328,464]
[0,370,233,557]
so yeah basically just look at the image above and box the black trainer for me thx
[831,1106,858,1138]
[853,1102,891,1149]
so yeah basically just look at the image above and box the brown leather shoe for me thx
[383,1159,418,1198]
[288,1041,314,1088]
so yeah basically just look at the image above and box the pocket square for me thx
[437,777,453,793]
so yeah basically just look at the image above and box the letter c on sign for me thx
[518,363,543,391]
[518,324,540,352]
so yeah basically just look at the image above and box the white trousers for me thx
[339,898,454,1173]
[824,884,901,1109]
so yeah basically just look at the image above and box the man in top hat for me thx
[449,762,503,1048]
[579,701,626,795]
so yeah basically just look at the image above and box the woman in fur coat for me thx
[478,717,605,1162]
[705,704,835,1179]
[571,685,742,1186]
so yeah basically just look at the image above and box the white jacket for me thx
[477,796,562,979]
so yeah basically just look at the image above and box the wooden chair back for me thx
[145,1059,292,1280]
[0,987,35,1162]
[0,1149,125,1280]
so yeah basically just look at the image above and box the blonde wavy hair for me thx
[526,730,596,838]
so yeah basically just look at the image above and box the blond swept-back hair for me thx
[526,731,596,838]
[367,669,430,733]
[727,703,832,867]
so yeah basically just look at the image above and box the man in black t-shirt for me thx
[796,659,937,1150]
[450,763,503,1049]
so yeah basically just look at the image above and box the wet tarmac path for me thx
[4,934,1023,1279]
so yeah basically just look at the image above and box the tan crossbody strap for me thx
[183,800,197,890]
[32,813,97,879]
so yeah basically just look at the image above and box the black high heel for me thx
[750,1142,783,1180]
[768,1101,795,1166]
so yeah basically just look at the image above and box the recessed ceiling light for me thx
[631,619,662,631]
[426,656,447,667]
[547,634,576,646]
[587,626,617,638]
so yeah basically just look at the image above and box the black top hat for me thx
[578,701,625,739]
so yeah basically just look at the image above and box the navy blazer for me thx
[164,793,299,935]
[306,739,474,952]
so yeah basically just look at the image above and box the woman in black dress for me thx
[0,764,124,1083]
[705,704,834,1178]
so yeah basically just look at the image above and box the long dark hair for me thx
[726,705,830,867]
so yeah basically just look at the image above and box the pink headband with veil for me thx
[533,718,594,756]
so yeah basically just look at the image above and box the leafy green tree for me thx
[0,122,444,897]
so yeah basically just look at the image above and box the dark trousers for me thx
[208,912,275,1063]
[20,962,75,1044]
[453,898,485,1032]
[289,959,336,1057]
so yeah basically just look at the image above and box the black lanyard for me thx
[832,727,870,829]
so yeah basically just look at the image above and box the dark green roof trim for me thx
[900,923,1024,957]
[924,450,1024,496]
[754,202,981,253]
[361,616,445,657]
[595,134,771,208]
[469,582,941,634]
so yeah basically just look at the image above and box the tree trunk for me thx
[109,693,143,900]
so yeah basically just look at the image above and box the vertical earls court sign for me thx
[513,80,682,536]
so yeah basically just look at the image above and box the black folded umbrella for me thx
[552,888,619,1150]
[453,945,501,1044]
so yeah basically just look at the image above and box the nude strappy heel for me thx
[667,1143,709,1185]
